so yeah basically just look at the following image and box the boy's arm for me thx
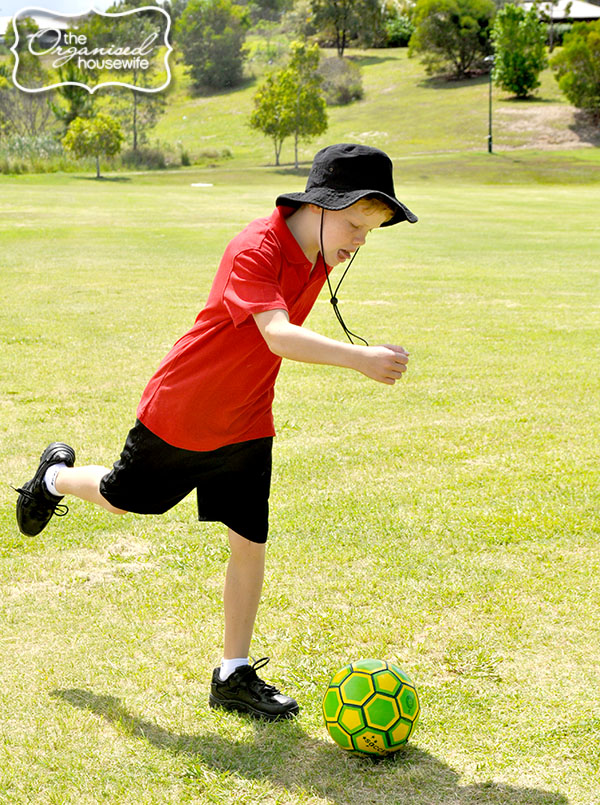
[253,308,408,386]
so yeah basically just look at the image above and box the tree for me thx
[237,0,294,24]
[250,40,327,167]
[62,113,124,178]
[491,4,547,98]
[78,0,170,151]
[310,0,384,56]
[551,21,600,122]
[250,73,293,165]
[176,0,250,90]
[0,16,54,137]
[409,0,495,78]
[50,62,96,135]
[286,41,328,167]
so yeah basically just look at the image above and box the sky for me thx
[0,0,113,16]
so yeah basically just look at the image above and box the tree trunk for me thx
[95,154,101,179]
[133,89,138,152]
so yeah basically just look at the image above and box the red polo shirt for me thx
[137,207,327,451]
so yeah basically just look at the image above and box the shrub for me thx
[385,14,415,47]
[318,56,364,105]
[0,134,71,174]
[2,133,63,160]
[121,146,167,170]
[551,20,600,122]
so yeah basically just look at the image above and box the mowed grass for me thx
[1,162,599,804]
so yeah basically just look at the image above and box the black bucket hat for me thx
[275,143,417,227]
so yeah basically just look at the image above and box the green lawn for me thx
[1,164,599,804]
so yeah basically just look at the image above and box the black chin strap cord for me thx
[319,209,369,347]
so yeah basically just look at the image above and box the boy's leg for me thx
[55,466,127,515]
[223,528,265,660]
[209,527,299,721]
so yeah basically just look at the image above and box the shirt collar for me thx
[271,206,313,268]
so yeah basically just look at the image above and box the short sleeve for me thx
[223,248,289,327]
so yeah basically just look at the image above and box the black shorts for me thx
[99,420,272,543]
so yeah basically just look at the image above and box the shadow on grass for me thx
[70,176,132,183]
[570,109,600,147]
[418,73,490,90]
[272,164,312,177]
[349,54,400,68]
[53,688,568,805]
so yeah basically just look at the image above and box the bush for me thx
[317,57,364,105]
[121,146,167,170]
[0,134,71,174]
[551,20,600,122]
[2,133,63,160]
[385,14,415,47]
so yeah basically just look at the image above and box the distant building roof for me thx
[0,12,72,37]
[523,0,600,21]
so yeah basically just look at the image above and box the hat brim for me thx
[275,187,418,226]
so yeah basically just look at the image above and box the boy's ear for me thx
[306,204,324,216]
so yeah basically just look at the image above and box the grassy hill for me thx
[1,40,599,179]
[153,46,600,171]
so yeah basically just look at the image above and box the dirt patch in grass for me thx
[497,103,600,150]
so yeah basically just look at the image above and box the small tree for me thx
[287,41,328,166]
[250,73,294,166]
[551,20,600,122]
[409,0,495,78]
[176,0,250,90]
[62,113,124,178]
[491,4,547,98]
[250,41,327,167]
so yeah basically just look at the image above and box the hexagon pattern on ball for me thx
[322,659,420,757]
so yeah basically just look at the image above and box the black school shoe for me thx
[14,442,75,536]
[209,657,299,721]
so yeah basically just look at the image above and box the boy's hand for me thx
[355,345,409,385]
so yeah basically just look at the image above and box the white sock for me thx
[44,463,67,497]
[219,657,249,681]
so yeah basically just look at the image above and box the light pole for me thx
[484,54,495,154]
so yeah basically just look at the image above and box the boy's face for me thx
[309,202,390,267]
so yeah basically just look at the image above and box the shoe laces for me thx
[12,485,69,517]
[235,657,280,698]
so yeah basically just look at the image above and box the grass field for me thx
[1,157,599,804]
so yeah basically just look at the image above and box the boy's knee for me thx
[228,528,266,555]
[110,505,128,516]
[102,500,128,516]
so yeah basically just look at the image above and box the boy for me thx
[14,143,417,721]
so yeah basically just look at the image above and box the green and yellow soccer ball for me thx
[322,659,420,757]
